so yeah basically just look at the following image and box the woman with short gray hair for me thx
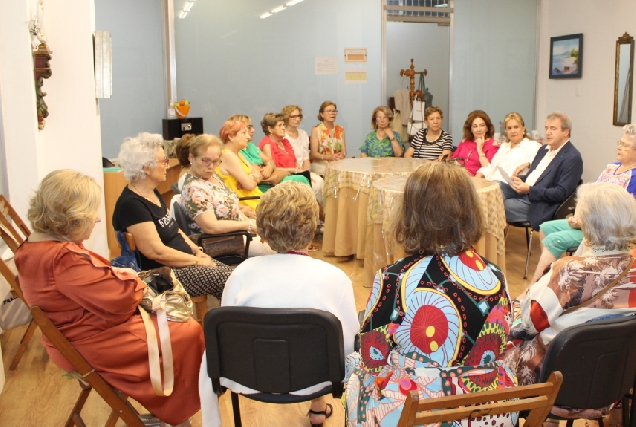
[113,132,232,300]
[505,182,636,410]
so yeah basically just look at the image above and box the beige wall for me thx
[536,0,636,182]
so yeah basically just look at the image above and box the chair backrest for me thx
[170,194,193,235]
[397,372,563,427]
[539,314,636,410]
[553,179,583,220]
[29,305,144,427]
[0,253,25,302]
[204,306,345,398]
[0,195,30,246]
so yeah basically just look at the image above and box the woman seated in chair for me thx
[345,162,517,427]
[113,132,232,300]
[216,181,358,426]
[527,124,636,284]
[15,170,202,426]
[180,133,275,257]
[504,182,636,421]
[175,133,196,192]
[217,120,263,209]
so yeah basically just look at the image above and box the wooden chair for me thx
[0,194,31,245]
[0,226,38,370]
[397,371,563,427]
[30,305,144,427]
[123,232,208,326]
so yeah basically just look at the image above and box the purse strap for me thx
[562,257,634,315]
[139,304,175,396]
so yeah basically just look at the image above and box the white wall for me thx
[0,0,108,256]
[95,0,165,158]
[536,0,636,183]
[387,22,450,122]
[451,0,538,141]
[174,0,382,155]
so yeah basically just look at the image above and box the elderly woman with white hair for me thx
[505,182,636,398]
[113,132,233,300]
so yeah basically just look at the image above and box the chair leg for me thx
[65,380,92,427]
[9,319,38,370]
[566,420,574,427]
[191,295,208,326]
[523,228,533,279]
[231,392,242,427]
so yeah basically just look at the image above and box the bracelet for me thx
[194,257,199,265]
[267,161,275,167]
[247,220,253,233]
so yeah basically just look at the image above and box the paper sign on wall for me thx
[345,68,367,84]
[315,57,338,75]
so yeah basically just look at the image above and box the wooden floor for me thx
[0,226,544,426]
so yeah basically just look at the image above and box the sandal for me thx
[307,402,333,427]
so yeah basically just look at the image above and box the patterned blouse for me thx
[345,250,517,427]
[505,251,636,388]
[181,172,241,234]
[359,130,403,157]
[313,122,344,155]
[409,128,453,160]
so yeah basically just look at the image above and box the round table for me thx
[321,157,429,258]
[363,175,507,286]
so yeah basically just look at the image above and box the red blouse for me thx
[259,135,298,168]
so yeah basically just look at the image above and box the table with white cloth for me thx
[321,157,429,258]
[363,175,507,286]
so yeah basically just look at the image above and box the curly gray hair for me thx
[577,182,636,251]
[623,124,636,148]
[118,132,164,181]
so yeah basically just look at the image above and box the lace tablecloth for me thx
[363,175,506,286]
[322,158,428,257]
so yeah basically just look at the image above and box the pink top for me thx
[451,138,499,176]
[259,135,298,168]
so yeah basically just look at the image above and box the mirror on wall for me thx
[614,32,634,126]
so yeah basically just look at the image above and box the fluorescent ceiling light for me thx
[286,0,303,5]
[184,1,194,11]
[179,11,188,19]
[271,5,286,13]
[260,12,272,19]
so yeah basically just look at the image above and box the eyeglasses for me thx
[201,157,222,167]
[375,116,389,121]
[618,140,634,149]
[289,114,304,119]
[157,158,170,166]
[323,109,338,113]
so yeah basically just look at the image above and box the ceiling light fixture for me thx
[179,11,188,19]
[184,1,194,12]
[271,5,286,13]
[260,12,272,19]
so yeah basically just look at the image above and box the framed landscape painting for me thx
[549,33,583,79]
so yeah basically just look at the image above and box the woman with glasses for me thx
[310,100,347,175]
[359,106,404,158]
[217,120,263,209]
[180,134,274,257]
[230,114,289,191]
[451,110,499,176]
[113,132,233,300]
[527,124,636,284]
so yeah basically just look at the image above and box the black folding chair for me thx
[203,307,345,427]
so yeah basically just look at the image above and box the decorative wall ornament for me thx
[29,1,52,130]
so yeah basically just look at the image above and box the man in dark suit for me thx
[501,112,583,230]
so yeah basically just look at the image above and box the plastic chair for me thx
[397,372,563,427]
[169,194,253,266]
[29,305,144,427]
[538,314,636,427]
[203,307,345,427]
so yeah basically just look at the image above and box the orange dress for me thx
[15,240,203,425]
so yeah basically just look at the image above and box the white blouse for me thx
[478,138,541,182]
[285,128,310,165]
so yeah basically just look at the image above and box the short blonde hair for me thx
[577,182,636,251]
[281,105,303,125]
[503,112,530,142]
[393,162,483,256]
[189,134,222,158]
[370,106,394,130]
[256,181,319,252]
[28,170,101,242]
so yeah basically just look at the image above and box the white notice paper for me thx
[315,57,338,75]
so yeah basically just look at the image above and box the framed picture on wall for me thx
[549,33,583,79]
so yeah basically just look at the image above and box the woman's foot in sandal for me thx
[307,402,332,426]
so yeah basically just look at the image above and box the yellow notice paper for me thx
[344,68,367,84]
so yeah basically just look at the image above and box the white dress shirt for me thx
[526,140,569,186]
